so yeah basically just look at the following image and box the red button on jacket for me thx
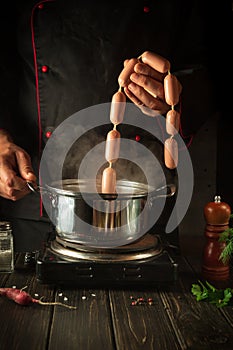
[41,65,48,73]
[45,131,52,138]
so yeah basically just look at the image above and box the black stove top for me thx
[35,233,179,287]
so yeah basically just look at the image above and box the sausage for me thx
[105,129,121,163]
[166,109,180,135]
[141,51,170,74]
[118,58,138,87]
[110,91,126,125]
[101,167,116,193]
[164,73,182,106]
[164,137,178,169]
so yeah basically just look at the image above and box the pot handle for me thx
[152,183,176,200]
[27,182,46,195]
[27,182,58,208]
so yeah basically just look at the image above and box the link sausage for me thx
[101,167,116,193]
[141,51,170,74]
[166,109,180,135]
[164,73,181,106]
[110,91,126,125]
[105,129,121,163]
[164,137,178,169]
[118,58,138,87]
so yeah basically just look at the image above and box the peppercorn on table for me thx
[0,237,233,350]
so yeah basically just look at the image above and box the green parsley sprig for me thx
[219,213,233,264]
[191,280,233,308]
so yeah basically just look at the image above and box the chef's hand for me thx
[120,51,181,116]
[0,130,37,201]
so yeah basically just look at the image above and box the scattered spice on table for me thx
[130,296,155,306]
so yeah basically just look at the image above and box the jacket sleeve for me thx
[0,6,18,138]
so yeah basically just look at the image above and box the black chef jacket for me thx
[0,0,221,251]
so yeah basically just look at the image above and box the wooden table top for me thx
[1,239,233,350]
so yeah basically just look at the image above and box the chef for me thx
[0,0,221,251]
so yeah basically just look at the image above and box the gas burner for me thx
[49,234,163,262]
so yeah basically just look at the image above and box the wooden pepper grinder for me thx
[202,195,231,281]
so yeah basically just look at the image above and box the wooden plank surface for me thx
[109,256,233,350]
[0,255,54,350]
[109,288,181,350]
[1,253,233,350]
[159,257,233,350]
[48,288,115,350]
[0,257,115,350]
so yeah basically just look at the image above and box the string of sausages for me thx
[101,51,182,194]
[101,88,126,193]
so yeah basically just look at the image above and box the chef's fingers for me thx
[134,62,164,82]
[0,169,30,200]
[124,84,169,115]
[0,185,30,201]
[130,73,165,100]
[14,148,37,182]
[123,59,129,67]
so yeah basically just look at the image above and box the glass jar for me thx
[0,221,14,273]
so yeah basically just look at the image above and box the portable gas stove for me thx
[35,231,179,287]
